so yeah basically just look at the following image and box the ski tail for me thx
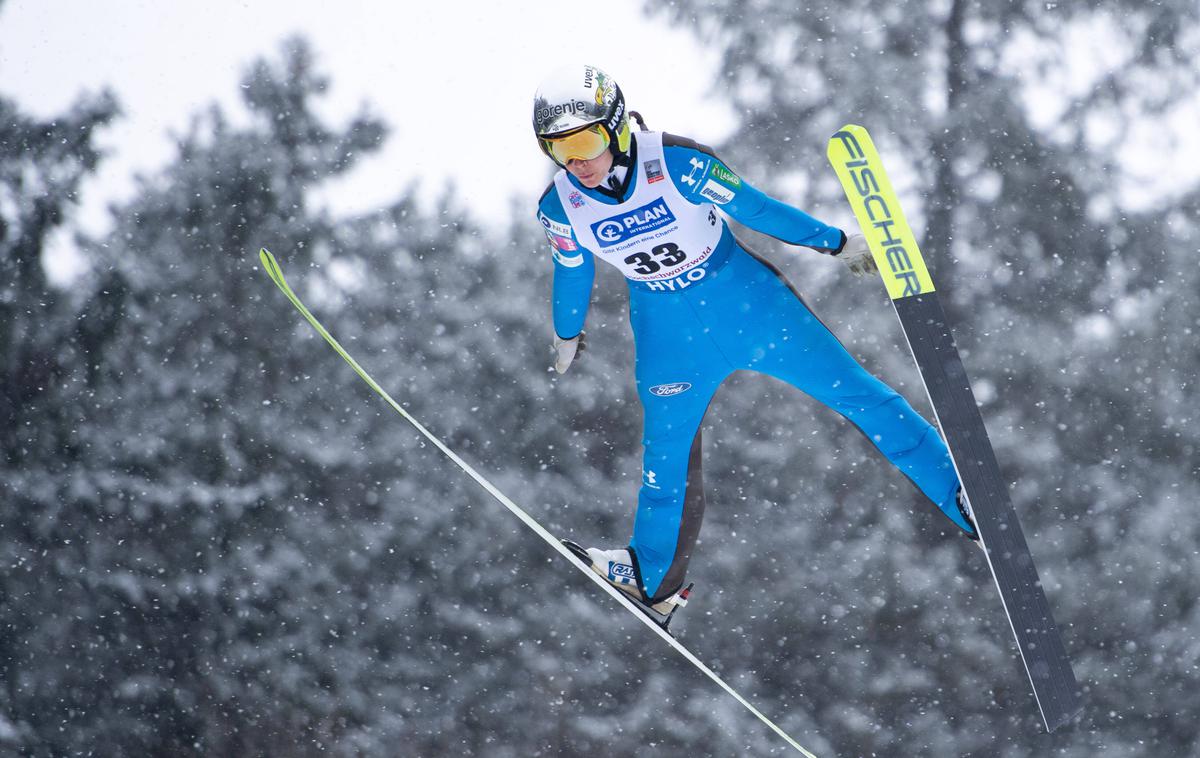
[257,248,822,757]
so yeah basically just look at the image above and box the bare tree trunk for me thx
[926,0,968,283]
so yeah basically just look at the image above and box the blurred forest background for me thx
[3,1,1199,756]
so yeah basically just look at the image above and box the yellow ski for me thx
[827,125,934,299]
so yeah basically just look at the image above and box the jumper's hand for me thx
[835,234,878,278]
[552,332,586,374]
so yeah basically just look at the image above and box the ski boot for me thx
[561,540,692,633]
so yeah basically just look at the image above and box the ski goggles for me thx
[541,124,610,166]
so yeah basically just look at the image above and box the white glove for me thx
[552,332,586,374]
[835,233,878,278]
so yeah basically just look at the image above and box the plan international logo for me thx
[591,199,676,247]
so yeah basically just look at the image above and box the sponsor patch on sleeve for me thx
[538,211,573,238]
[544,230,577,251]
[710,163,742,188]
[699,179,734,205]
[551,247,584,268]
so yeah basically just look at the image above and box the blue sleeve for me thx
[537,187,596,339]
[663,135,846,254]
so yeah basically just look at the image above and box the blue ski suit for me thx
[537,131,971,603]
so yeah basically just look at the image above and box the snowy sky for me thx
[3,2,1198,283]
[0,0,734,265]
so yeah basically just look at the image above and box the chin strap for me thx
[594,134,638,200]
[603,162,630,193]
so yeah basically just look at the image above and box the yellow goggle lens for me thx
[544,125,610,165]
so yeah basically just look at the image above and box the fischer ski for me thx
[257,248,821,758]
[827,125,1083,732]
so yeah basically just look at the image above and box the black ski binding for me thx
[560,539,693,635]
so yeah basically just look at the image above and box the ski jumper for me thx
[537,131,969,602]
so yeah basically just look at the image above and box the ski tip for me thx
[827,124,871,161]
[829,123,869,148]
[258,247,287,289]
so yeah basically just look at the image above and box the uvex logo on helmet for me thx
[607,97,625,134]
[536,99,590,126]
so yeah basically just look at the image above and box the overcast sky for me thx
[4,2,1199,284]
[0,0,735,279]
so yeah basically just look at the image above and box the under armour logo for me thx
[680,157,707,186]
[644,469,661,489]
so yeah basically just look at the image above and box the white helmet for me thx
[532,64,631,167]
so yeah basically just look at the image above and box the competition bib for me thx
[554,132,722,290]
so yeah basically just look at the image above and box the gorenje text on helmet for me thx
[536,99,591,130]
